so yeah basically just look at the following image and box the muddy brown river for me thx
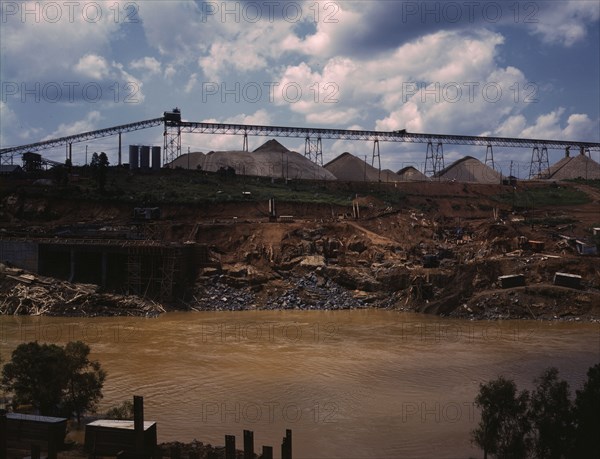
[1,311,598,458]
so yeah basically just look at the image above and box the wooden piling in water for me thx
[225,435,236,459]
[243,430,254,459]
[281,429,292,459]
[261,445,273,459]
[0,410,7,459]
[134,395,144,456]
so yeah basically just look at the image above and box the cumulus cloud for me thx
[184,73,199,93]
[0,101,19,147]
[271,28,531,133]
[164,65,176,80]
[529,1,600,47]
[0,0,131,79]
[272,58,360,125]
[75,54,111,79]
[193,109,273,151]
[0,101,44,145]
[43,111,103,140]
[130,57,162,76]
[500,109,600,142]
[202,109,272,127]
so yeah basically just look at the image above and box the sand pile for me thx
[324,152,401,182]
[435,156,501,183]
[253,139,290,154]
[169,140,336,180]
[170,152,206,170]
[539,153,600,180]
[397,166,429,181]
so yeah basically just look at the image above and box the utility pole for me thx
[118,131,122,165]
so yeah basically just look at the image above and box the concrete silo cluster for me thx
[128,145,161,171]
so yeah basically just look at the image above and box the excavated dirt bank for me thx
[1,177,599,321]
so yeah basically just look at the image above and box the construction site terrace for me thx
[1,152,599,322]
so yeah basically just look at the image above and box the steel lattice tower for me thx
[304,136,323,166]
[528,146,550,179]
[162,108,182,167]
[425,141,444,177]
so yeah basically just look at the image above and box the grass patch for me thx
[566,178,600,190]
[6,167,408,207]
[493,184,591,209]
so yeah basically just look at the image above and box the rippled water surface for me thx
[1,311,598,458]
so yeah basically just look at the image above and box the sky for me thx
[1,0,599,176]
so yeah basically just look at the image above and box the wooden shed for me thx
[85,420,157,457]
[5,413,67,459]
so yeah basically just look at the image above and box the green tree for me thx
[62,341,106,424]
[90,152,100,168]
[90,152,110,191]
[529,367,573,459]
[572,363,600,458]
[472,376,531,459]
[105,400,134,420]
[1,342,68,415]
[1,341,105,422]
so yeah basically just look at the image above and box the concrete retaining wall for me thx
[0,240,39,272]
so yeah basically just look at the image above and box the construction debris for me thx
[0,265,163,316]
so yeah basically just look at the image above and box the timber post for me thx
[243,430,254,459]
